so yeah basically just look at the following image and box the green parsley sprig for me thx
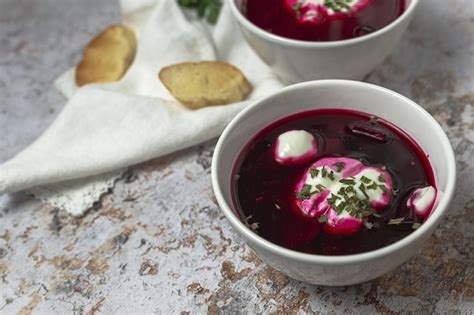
[177,0,223,24]
[324,0,353,12]
[242,215,259,232]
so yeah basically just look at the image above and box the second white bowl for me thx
[228,0,419,84]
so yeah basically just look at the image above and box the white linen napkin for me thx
[0,0,283,215]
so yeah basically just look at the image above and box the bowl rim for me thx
[211,79,457,265]
[227,0,420,48]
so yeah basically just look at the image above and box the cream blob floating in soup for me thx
[245,0,407,41]
[274,130,318,165]
[232,109,437,255]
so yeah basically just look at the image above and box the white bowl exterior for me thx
[230,0,418,84]
[248,229,431,285]
[212,80,456,285]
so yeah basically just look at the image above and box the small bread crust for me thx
[75,24,137,86]
[159,61,252,109]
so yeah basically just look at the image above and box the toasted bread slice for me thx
[76,24,137,86]
[159,61,252,109]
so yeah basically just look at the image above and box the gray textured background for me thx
[0,0,473,313]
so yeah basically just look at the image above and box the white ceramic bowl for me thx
[228,0,419,84]
[212,80,456,286]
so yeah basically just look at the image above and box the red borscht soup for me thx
[232,109,436,255]
[245,0,407,41]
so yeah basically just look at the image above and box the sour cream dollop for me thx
[285,0,371,23]
[274,130,318,165]
[407,186,437,219]
[293,157,392,236]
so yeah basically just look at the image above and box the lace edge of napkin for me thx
[29,170,124,217]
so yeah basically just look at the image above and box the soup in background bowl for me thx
[227,0,419,83]
[246,0,407,42]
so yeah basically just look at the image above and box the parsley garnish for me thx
[318,214,328,223]
[340,178,355,185]
[321,166,328,178]
[379,184,388,194]
[363,220,373,230]
[296,184,314,200]
[345,185,356,194]
[327,194,340,206]
[242,215,259,232]
[359,184,369,199]
[367,182,378,190]
[292,1,303,18]
[412,223,421,230]
[324,0,352,12]
[315,184,326,192]
[388,217,404,225]
[177,0,222,24]
[301,162,390,231]
[338,186,346,196]
[292,1,303,10]
[334,162,345,172]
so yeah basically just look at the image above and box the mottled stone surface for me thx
[0,0,473,313]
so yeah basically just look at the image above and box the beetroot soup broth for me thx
[232,109,436,255]
[245,0,407,41]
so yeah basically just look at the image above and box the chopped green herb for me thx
[333,202,344,214]
[340,178,356,185]
[324,0,352,12]
[328,171,336,181]
[367,182,378,190]
[358,184,369,199]
[379,184,388,194]
[318,167,387,220]
[177,0,223,24]
[363,220,373,230]
[242,215,259,232]
[316,184,326,192]
[292,1,302,10]
[412,223,421,230]
[369,116,378,125]
[322,167,328,178]
[334,162,345,172]
[327,194,340,206]
[310,168,319,178]
[345,185,356,194]
[378,174,386,183]
[318,214,328,223]
[292,0,303,18]
[388,217,404,225]
[296,184,313,200]
[337,188,349,203]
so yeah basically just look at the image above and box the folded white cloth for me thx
[0,1,283,215]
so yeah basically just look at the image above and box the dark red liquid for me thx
[232,109,435,255]
[245,0,406,41]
